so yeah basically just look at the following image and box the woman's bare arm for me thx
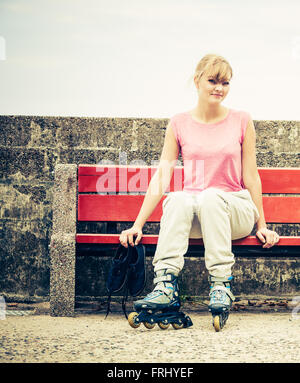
[119,121,179,247]
[242,117,279,248]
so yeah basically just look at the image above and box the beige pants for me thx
[153,188,260,278]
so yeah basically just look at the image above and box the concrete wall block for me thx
[0,220,50,296]
[0,147,49,181]
[50,233,76,316]
[52,164,77,234]
[233,258,300,295]
[255,120,300,153]
[0,183,52,221]
[179,257,300,296]
[257,152,300,167]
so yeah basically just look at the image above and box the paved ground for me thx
[0,310,299,363]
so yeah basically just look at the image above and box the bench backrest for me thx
[77,166,300,224]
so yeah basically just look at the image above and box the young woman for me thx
[119,54,280,330]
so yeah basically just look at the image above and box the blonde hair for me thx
[187,53,233,87]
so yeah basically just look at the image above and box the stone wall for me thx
[0,115,299,301]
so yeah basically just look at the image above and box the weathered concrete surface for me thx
[0,115,299,300]
[0,311,299,363]
[49,164,77,316]
[50,233,76,317]
[50,164,77,234]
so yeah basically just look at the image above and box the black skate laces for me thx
[106,291,128,319]
[121,286,129,319]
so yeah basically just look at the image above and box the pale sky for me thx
[0,0,299,120]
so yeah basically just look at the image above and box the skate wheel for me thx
[128,312,141,329]
[172,322,184,330]
[158,322,170,330]
[144,321,155,329]
[213,315,221,332]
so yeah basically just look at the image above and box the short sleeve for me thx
[169,114,181,147]
[240,111,252,144]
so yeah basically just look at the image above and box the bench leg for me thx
[50,233,75,317]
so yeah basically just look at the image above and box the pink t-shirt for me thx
[170,108,251,193]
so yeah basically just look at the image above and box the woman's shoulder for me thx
[170,110,189,119]
[169,110,190,125]
[230,108,252,120]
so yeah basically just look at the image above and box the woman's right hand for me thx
[119,225,143,248]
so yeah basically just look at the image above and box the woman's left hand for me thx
[256,227,280,248]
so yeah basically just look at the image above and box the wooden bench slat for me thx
[76,234,300,246]
[78,194,300,223]
[78,166,300,193]
[78,166,183,193]
[78,194,163,222]
[263,196,300,222]
[258,168,300,193]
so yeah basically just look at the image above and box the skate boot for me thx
[127,269,193,330]
[208,275,235,332]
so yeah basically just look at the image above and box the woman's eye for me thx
[208,79,230,86]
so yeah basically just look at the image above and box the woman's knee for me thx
[201,188,228,210]
[162,191,194,217]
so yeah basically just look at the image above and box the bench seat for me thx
[76,234,300,246]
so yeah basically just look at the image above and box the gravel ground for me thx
[0,311,299,363]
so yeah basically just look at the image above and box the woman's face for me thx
[195,71,231,104]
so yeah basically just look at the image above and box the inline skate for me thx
[128,269,193,330]
[208,275,235,332]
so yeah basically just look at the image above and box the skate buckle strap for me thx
[209,285,235,302]
[153,274,173,284]
[153,284,174,297]
[209,275,234,283]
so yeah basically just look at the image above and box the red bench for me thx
[50,164,300,317]
[77,165,300,246]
